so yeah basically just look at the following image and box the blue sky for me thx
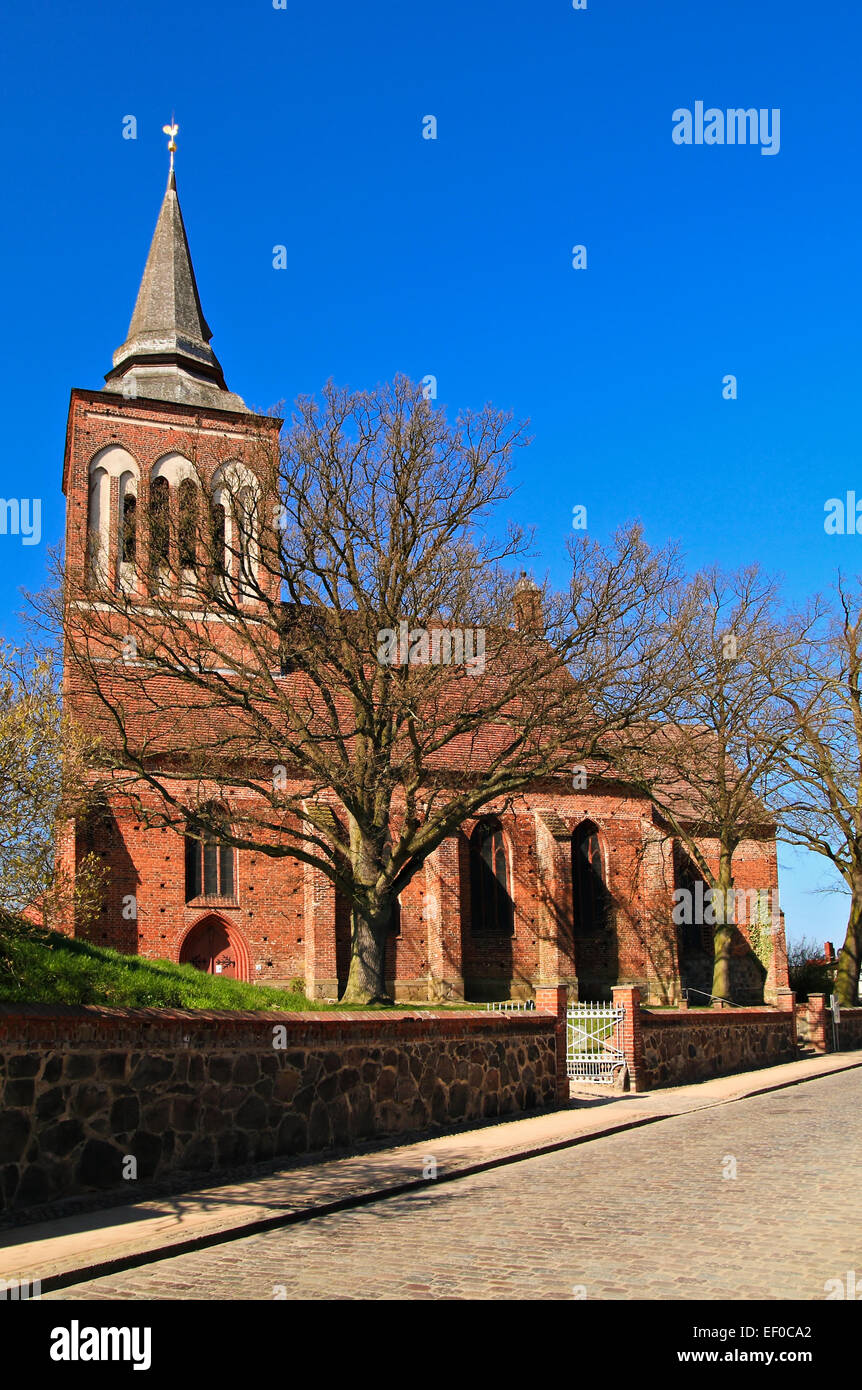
[1,0,859,945]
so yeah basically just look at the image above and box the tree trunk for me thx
[341,904,392,1004]
[339,814,394,1005]
[711,850,735,1003]
[834,884,862,1008]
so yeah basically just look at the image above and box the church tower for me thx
[59,137,282,968]
[62,140,281,605]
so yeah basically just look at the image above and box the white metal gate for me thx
[566,1001,625,1084]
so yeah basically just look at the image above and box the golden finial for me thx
[162,119,179,174]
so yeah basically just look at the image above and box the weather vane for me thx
[163,118,179,174]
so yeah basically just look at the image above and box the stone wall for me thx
[638,1007,797,1089]
[0,1006,556,1216]
[796,995,862,1052]
[836,1008,862,1050]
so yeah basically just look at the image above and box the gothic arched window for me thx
[469,817,514,935]
[87,465,109,584]
[120,492,137,564]
[572,821,609,936]
[178,479,198,571]
[185,808,236,901]
[210,500,227,578]
[675,844,710,955]
[150,475,170,570]
[237,485,257,599]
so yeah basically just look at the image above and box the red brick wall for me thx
[72,780,783,1004]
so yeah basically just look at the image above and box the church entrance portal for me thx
[180,917,248,980]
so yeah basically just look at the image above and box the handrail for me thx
[682,987,747,1009]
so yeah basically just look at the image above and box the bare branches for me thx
[59,376,692,1000]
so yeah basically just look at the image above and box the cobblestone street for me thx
[48,1069,862,1301]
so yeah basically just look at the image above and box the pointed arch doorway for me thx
[179,916,250,981]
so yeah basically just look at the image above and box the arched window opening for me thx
[178,479,198,572]
[87,466,109,585]
[675,845,711,955]
[572,822,609,937]
[237,485,257,600]
[121,493,137,564]
[149,476,170,572]
[210,500,227,579]
[185,809,236,902]
[117,471,139,591]
[469,817,514,935]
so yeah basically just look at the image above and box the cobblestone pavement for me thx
[47,1069,862,1301]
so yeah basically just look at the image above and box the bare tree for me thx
[614,566,801,1003]
[59,376,685,1003]
[769,577,862,1006]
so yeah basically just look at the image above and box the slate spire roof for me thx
[105,168,247,412]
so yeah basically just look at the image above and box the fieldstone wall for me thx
[0,1006,556,1215]
[796,998,862,1052]
[639,1008,797,1089]
[836,1008,862,1049]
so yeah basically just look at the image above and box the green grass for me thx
[0,915,530,1011]
[0,916,317,1010]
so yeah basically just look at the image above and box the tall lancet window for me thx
[572,822,610,936]
[150,476,170,573]
[237,485,256,600]
[87,465,109,585]
[210,500,227,582]
[178,479,198,572]
[121,493,137,563]
[118,471,138,596]
[469,817,514,935]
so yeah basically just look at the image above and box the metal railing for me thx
[682,987,746,1008]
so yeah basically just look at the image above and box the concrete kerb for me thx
[4,1051,860,1295]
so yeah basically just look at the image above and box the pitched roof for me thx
[104,171,247,413]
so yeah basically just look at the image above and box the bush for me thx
[787,936,836,1002]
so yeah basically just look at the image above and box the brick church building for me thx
[58,160,789,1007]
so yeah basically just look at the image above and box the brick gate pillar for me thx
[775,986,797,1046]
[612,984,648,1092]
[535,983,569,1103]
[805,994,830,1053]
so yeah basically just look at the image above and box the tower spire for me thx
[163,118,179,187]
[104,123,247,412]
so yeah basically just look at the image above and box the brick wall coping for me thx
[794,1003,862,1013]
[640,1008,795,1028]
[0,1005,553,1048]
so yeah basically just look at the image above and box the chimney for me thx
[513,572,541,631]
[824,941,835,962]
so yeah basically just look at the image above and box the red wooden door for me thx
[180,919,238,978]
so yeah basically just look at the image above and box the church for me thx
[57,144,789,1008]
